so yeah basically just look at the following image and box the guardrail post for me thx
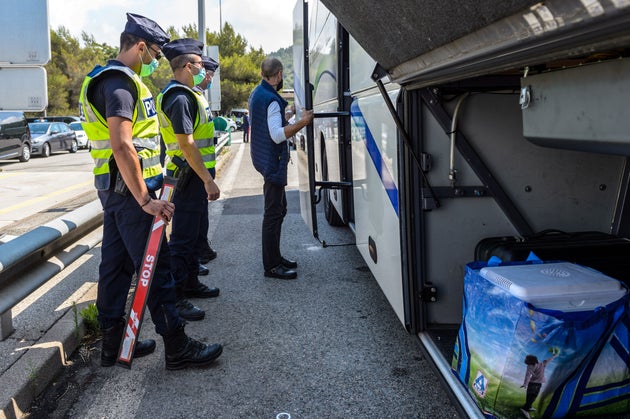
[227,131,231,146]
[0,309,14,340]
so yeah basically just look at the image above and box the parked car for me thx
[28,122,78,157]
[0,111,31,162]
[228,108,248,129]
[213,116,237,132]
[27,116,81,124]
[68,121,89,149]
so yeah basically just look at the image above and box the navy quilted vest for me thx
[248,80,288,185]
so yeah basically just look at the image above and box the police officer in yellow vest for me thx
[157,38,221,322]
[79,14,222,369]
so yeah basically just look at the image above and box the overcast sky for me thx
[48,0,297,53]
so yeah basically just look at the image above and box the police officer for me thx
[79,14,222,369]
[157,39,220,322]
[194,56,220,276]
[242,110,250,143]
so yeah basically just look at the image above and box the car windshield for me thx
[28,123,51,134]
[231,109,247,117]
[0,111,24,124]
[69,122,83,130]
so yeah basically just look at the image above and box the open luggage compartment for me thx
[397,39,630,419]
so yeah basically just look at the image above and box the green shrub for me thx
[80,303,99,338]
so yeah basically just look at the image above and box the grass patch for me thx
[79,303,99,342]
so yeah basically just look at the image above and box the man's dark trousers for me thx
[97,189,181,335]
[196,168,215,255]
[262,180,287,271]
[169,172,207,296]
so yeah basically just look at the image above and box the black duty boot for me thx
[176,298,205,321]
[163,325,222,370]
[199,245,217,264]
[183,282,220,298]
[198,263,210,276]
[101,318,157,367]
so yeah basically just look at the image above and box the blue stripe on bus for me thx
[350,100,399,216]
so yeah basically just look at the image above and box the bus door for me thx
[292,0,317,237]
[293,0,351,241]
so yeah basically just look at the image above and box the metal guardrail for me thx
[0,130,233,340]
[215,130,231,154]
[0,200,103,339]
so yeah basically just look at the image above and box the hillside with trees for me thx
[41,22,292,117]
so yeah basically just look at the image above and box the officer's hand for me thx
[142,199,175,223]
[205,179,220,201]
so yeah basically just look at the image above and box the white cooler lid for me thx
[479,262,627,311]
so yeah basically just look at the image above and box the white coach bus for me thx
[293,0,630,417]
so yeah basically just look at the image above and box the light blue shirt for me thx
[267,101,287,144]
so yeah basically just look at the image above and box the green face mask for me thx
[139,49,159,78]
[193,67,206,86]
[140,59,159,77]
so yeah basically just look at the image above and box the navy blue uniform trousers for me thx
[168,168,214,297]
[197,192,210,253]
[262,180,287,271]
[96,189,181,335]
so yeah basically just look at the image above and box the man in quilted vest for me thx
[248,58,313,279]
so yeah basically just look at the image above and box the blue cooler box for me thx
[452,261,630,418]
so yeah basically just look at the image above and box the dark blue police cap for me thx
[124,13,170,46]
[202,56,219,72]
[162,38,204,61]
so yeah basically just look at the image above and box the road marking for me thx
[217,141,245,200]
[0,179,93,215]
[206,142,245,242]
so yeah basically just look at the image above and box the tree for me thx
[180,23,199,40]
[218,54,260,109]
[45,27,79,115]
[206,23,248,58]
[42,22,293,116]
[41,28,117,116]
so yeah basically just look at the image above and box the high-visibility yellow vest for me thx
[79,64,162,190]
[157,82,216,172]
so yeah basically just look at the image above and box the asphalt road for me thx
[7,132,460,418]
[0,149,96,235]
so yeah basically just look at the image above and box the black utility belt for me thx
[111,153,163,196]
[113,170,130,196]
[171,155,193,191]
[110,156,132,196]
